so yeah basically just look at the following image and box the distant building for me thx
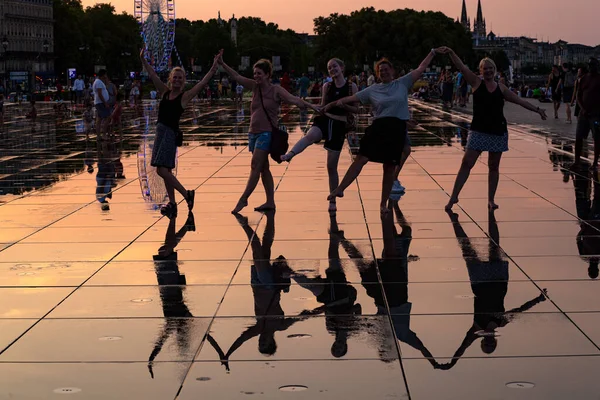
[472,0,486,41]
[457,0,599,71]
[0,0,55,88]
[457,0,485,41]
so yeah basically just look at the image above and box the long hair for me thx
[167,67,186,89]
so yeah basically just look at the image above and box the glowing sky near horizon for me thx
[83,0,599,46]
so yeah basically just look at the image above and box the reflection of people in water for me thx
[285,213,363,358]
[573,169,600,279]
[220,211,304,367]
[95,139,116,211]
[148,211,198,378]
[439,210,548,370]
[339,201,437,366]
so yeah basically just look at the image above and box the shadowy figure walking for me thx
[572,169,600,279]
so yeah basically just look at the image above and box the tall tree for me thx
[313,7,475,74]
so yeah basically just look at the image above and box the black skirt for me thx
[359,117,407,164]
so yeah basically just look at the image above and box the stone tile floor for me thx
[1,99,600,399]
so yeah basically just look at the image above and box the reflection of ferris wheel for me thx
[134,0,176,72]
[137,102,177,207]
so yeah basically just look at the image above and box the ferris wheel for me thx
[134,0,176,72]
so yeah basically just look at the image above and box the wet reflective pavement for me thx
[1,99,600,399]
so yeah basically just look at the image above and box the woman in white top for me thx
[324,49,442,213]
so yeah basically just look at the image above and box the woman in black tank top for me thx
[280,58,359,212]
[140,48,221,217]
[440,47,547,211]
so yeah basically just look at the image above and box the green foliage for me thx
[173,16,312,75]
[54,3,475,80]
[476,49,511,72]
[313,7,474,74]
[53,0,141,79]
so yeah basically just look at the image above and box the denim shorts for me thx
[95,103,111,119]
[248,131,271,152]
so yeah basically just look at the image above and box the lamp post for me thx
[2,36,8,90]
[121,51,131,79]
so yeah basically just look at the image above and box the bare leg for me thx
[445,148,482,210]
[327,150,341,211]
[233,149,269,213]
[394,142,412,180]
[488,152,503,209]
[282,126,323,161]
[574,116,591,167]
[381,163,396,213]
[255,160,276,211]
[157,167,187,204]
[328,155,369,201]
[565,103,572,123]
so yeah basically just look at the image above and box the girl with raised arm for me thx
[441,47,547,211]
[140,49,221,218]
[217,55,320,213]
[281,58,359,212]
[324,50,441,213]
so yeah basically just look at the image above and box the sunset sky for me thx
[82,0,599,46]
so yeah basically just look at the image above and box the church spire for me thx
[473,0,486,39]
[460,0,470,31]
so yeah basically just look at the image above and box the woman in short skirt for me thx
[324,50,441,213]
[141,48,221,217]
[440,48,547,211]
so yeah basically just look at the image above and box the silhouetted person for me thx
[572,168,600,279]
[148,212,199,378]
[220,211,304,367]
[339,200,437,366]
[95,139,115,211]
[437,210,548,369]
[285,213,362,358]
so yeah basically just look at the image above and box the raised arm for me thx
[182,52,220,107]
[441,47,481,90]
[500,83,547,120]
[410,48,442,82]
[140,49,169,94]
[219,57,255,90]
[276,86,320,112]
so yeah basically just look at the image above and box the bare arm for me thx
[577,78,585,113]
[572,80,579,105]
[276,86,319,111]
[323,94,361,113]
[220,60,255,90]
[443,47,481,90]
[139,49,169,94]
[409,48,439,82]
[182,53,220,107]
[500,83,547,119]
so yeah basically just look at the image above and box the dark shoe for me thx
[186,190,195,210]
[160,202,178,218]
[184,212,196,231]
